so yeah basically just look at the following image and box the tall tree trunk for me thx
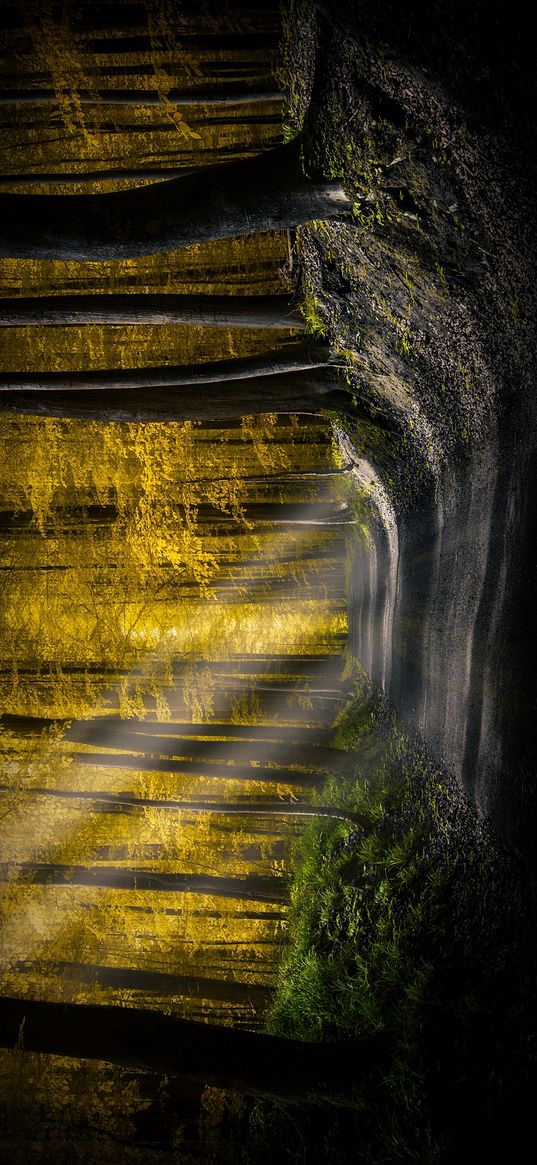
[0,293,305,330]
[0,164,242,186]
[64,751,320,785]
[0,370,351,423]
[0,144,282,186]
[0,714,331,742]
[0,784,366,824]
[179,467,352,484]
[0,996,384,1105]
[0,139,351,260]
[16,961,273,1007]
[0,500,347,529]
[0,86,283,106]
[0,343,328,393]
[60,725,349,771]
[0,864,288,902]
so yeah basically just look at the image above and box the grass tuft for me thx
[245,669,536,1163]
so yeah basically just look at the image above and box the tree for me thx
[0,370,352,423]
[0,996,385,1105]
[0,864,289,903]
[0,3,364,1134]
[0,85,283,107]
[0,293,305,330]
[0,342,330,392]
[61,719,350,770]
[0,139,351,260]
[0,349,390,426]
[58,750,323,786]
[0,783,367,825]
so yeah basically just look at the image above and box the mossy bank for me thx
[244,671,537,1162]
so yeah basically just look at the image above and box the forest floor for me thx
[240,2,537,1161]
[280,0,537,860]
[244,671,537,1163]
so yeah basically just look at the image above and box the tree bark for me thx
[61,725,349,771]
[0,293,305,330]
[15,961,272,1007]
[0,146,280,185]
[0,370,351,423]
[180,466,352,484]
[0,86,283,107]
[0,713,330,741]
[65,751,320,785]
[0,165,224,187]
[0,500,347,529]
[0,784,366,824]
[1,862,288,904]
[0,139,351,260]
[0,864,288,902]
[0,343,330,393]
[0,996,383,1105]
[0,656,341,683]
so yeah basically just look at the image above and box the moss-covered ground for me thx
[281,0,537,508]
[243,670,536,1162]
[239,15,537,1156]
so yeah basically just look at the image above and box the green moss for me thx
[299,290,328,338]
[394,328,413,356]
[511,295,521,325]
[246,674,535,1163]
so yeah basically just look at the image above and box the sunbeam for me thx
[1,440,352,1016]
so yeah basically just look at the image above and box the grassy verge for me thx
[244,671,536,1163]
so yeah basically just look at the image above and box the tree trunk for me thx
[0,713,331,742]
[0,139,351,260]
[0,165,229,187]
[180,466,352,484]
[0,293,305,330]
[0,500,347,529]
[0,996,383,1105]
[0,147,276,185]
[0,343,328,393]
[65,751,320,785]
[0,370,351,423]
[0,784,366,824]
[15,961,272,1008]
[0,86,283,107]
[1,864,288,902]
[61,724,349,771]
[0,657,341,683]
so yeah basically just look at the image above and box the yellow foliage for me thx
[25,0,100,142]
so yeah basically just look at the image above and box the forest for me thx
[0,1,536,1162]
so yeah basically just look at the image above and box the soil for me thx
[286,0,537,867]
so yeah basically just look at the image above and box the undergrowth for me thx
[244,670,536,1164]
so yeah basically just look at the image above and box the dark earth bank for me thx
[285,0,537,867]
